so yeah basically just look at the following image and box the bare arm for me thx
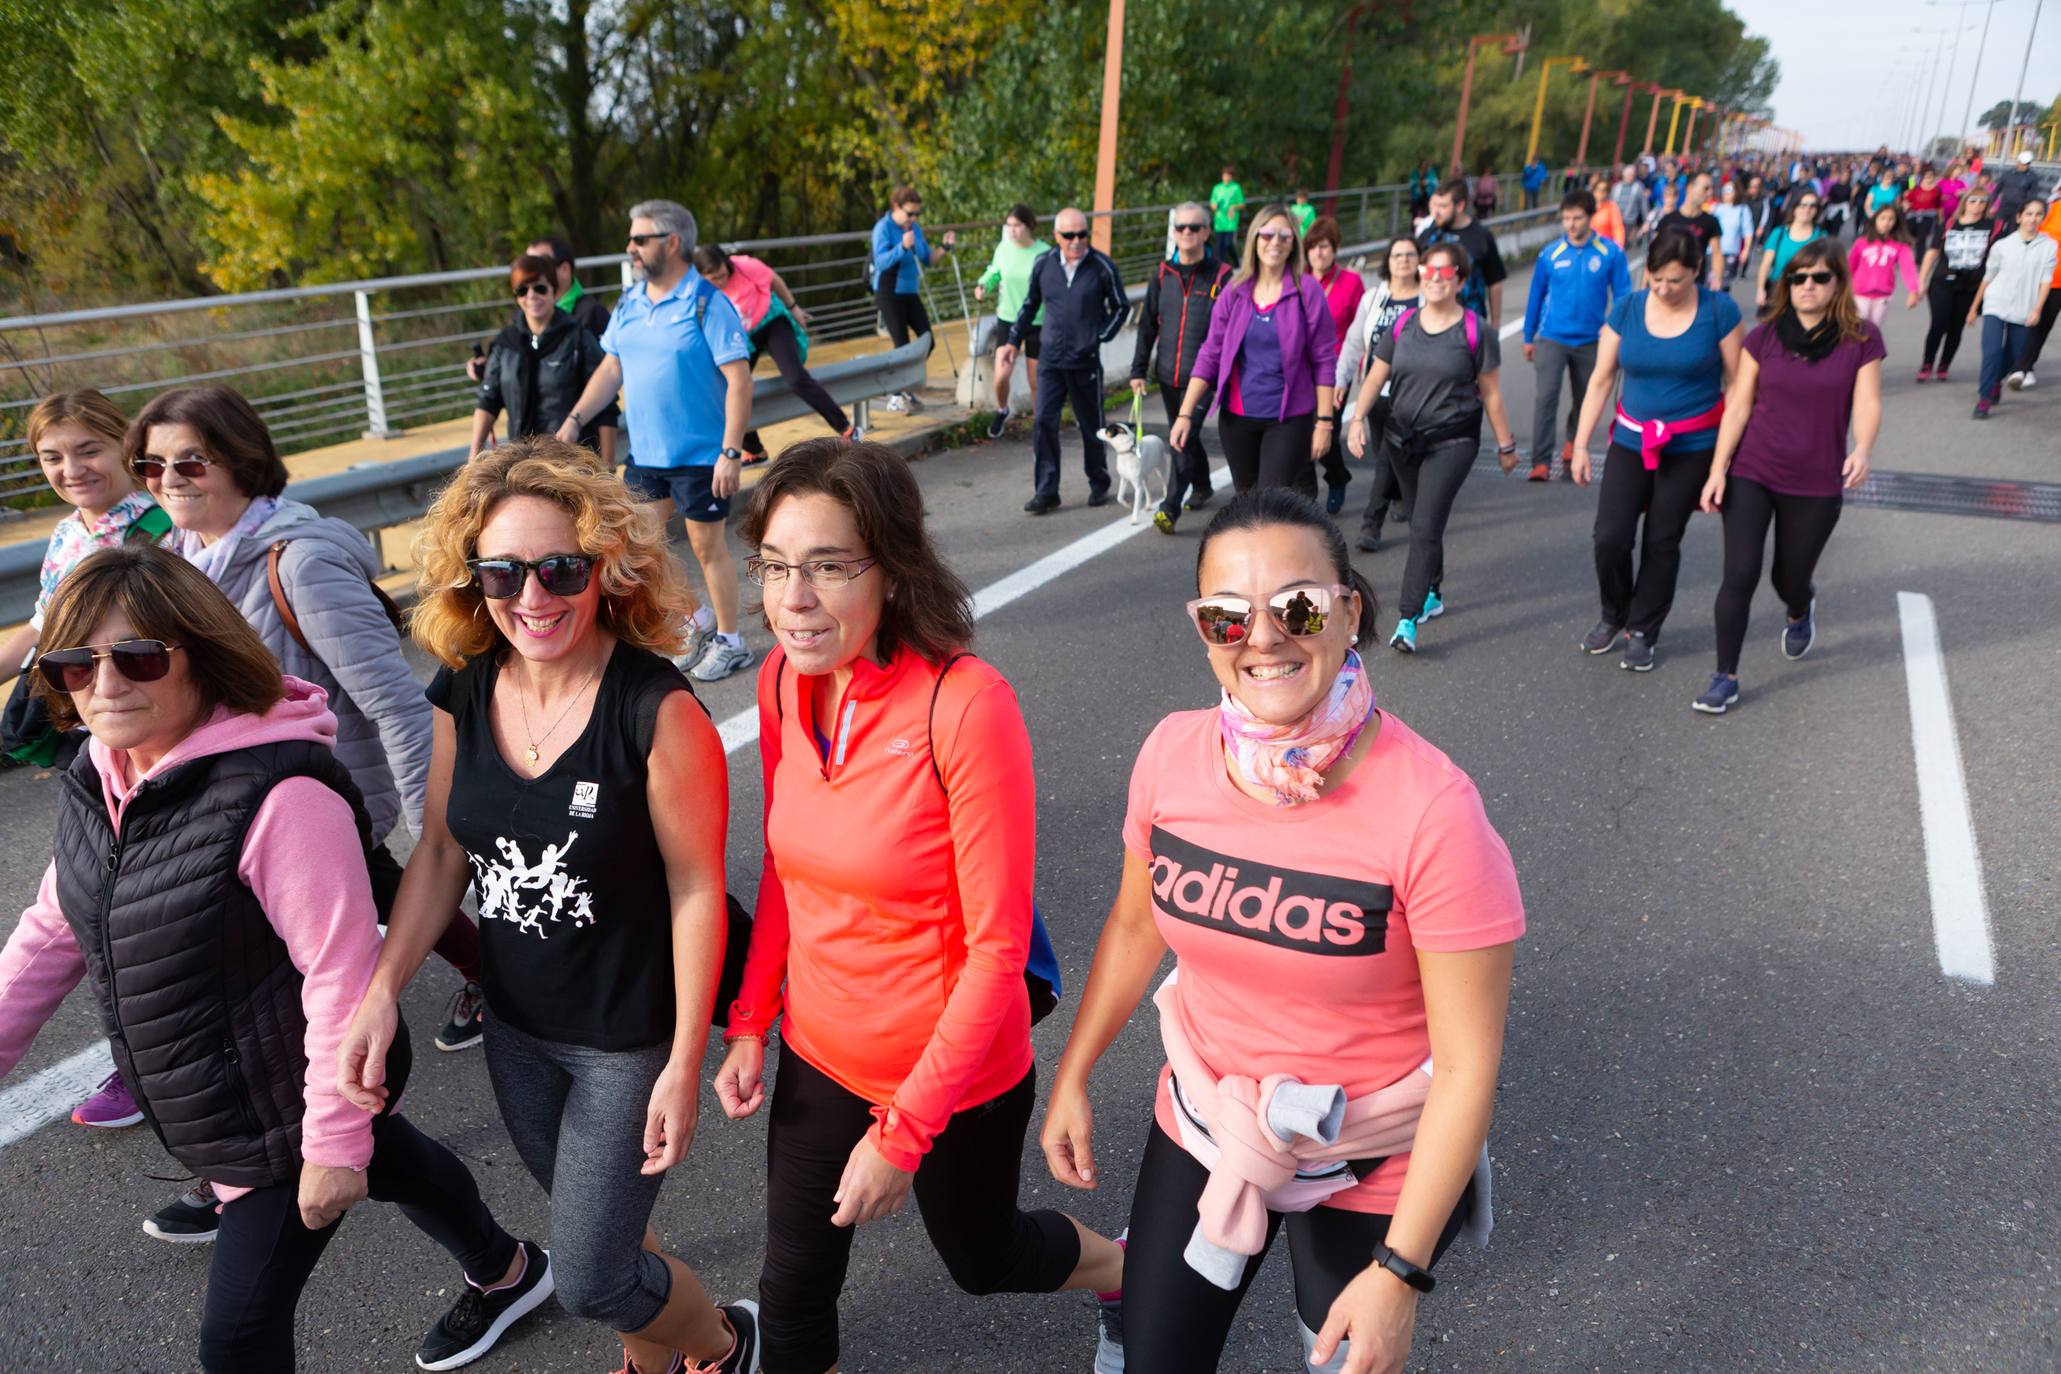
[1700,345,1761,513]
[467,408,496,460]
[1042,852,1169,1188]
[1477,369,1515,470]
[555,353,624,444]
[0,623,37,685]
[1844,358,1882,489]
[1569,325,1622,460]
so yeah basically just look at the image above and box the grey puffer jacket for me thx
[203,500,429,841]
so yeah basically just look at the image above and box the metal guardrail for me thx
[0,332,931,623]
[0,175,1532,497]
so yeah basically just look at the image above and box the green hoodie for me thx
[978,237,1052,327]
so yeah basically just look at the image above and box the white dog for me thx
[1097,424,1171,525]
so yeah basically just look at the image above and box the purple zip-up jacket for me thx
[1187,272,1340,421]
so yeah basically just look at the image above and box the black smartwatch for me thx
[1370,1242,1435,1293]
[719,447,743,462]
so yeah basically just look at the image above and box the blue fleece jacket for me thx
[1524,232,1632,347]
[872,213,934,295]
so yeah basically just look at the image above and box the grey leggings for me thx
[484,1016,674,1333]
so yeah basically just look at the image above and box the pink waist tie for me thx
[1615,398,1725,471]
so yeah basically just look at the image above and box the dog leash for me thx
[1127,389,1144,444]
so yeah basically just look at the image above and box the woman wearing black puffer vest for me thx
[0,546,549,1374]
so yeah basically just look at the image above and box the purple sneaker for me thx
[71,1069,143,1128]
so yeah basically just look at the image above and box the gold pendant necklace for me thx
[515,660,600,766]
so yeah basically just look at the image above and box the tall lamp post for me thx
[1526,55,1589,165]
[1956,0,2001,149]
[1452,32,1527,176]
[1089,0,1125,255]
[1581,70,1631,171]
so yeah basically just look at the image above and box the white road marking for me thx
[1895,591,1994,985]
[717,465,1231,757]
[0,1042,112,1150]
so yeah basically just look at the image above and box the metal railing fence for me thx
[0,173,1531,501]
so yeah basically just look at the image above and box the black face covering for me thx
[1774,306,1842,363]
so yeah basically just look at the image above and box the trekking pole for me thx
[948,251,979,358]
[923,277,958,375]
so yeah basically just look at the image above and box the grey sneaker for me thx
[671,620,712,674]
[1579,621,1623,654]
[1621,631,1655,672]
[1781,597,1816,660]
[1093,1229,1126,1374]
[689,637,756,683]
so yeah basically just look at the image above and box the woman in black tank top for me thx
[335,439,761,1374]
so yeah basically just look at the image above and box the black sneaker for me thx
[1086,488,1113,508]
[986,412,1008,440]
[1325,484,1347,515]
[435,981,485,1052]
[1184,489,1215,512]
[1356,532,1382,553]
[1621,632,1656,672]
[415,1240,553,1370]
[143,1181,220,1244]
[1578,621,1623,655]
[1023,495,1059,515]
[664,1301,761,1374]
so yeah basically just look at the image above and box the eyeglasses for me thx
[468,554,596,600]
[1173,222,1208,233]
[514,282,554,298]
[626,232,671,247]
[1057,229,1089,241]
[131,452,216,481]
[37,639,180,693]
[1253,228,1296,242]
[745,556,878,589]
[1186,585,1351,647]
[1788,270,1835,285]
[1421,264,1460,281]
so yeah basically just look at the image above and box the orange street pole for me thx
[1453,33,1525,176]
[1643,86,1668,154]
[1090,0,1126,256]
[1580,70,1627,169]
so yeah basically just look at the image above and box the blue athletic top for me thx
[1606,286,1741,455]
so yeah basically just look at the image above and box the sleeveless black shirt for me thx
[428,642,693,1050]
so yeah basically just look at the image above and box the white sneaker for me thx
[884,392,908,413]
[2020,370,2038,390]
[689,637,755,683]
[2005,370,2026,391]
[671,619,711,673]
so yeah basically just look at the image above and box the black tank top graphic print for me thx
[427,641,693,1050]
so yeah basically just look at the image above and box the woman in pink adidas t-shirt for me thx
[1041,487,1523,1374]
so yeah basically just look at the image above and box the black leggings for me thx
[1356,401,1402,539]
[1219,409,1318,497]
[1156,382,1215,518]
[1923,277,1979,372]
[876,289,932,349]
[1714,475,1842,675]
[743,315,849,453]
[198,1032,518,1372]
[1592,441,1714,640]
[1122,1123,1474,1374]
[1391,434,1477,621]
[758,1046,1079,1374]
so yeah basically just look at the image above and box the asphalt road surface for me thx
[1,257,2056,1373]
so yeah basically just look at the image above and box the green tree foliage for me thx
[0,0,1782,307]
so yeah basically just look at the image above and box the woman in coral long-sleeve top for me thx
[715,438,1127,1374]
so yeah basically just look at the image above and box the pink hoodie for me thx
[0,678,381,1197]
[1848,237,1920,299]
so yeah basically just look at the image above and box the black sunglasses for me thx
[468,554,596,600]
[1788,270,1835,285]
[1173,222,1208,232]
[627,232,671,247]
[514,282,554,298]
[1057,229,1090,241]
[38,639,180,693]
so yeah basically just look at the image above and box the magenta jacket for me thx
[1187,272,1340,422]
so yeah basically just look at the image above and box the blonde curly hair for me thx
[412,438,694,668]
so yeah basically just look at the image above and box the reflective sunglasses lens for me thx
[37,651,94,692]
[472,561,524,599]
[537,556,595,597]
[1269,589,1332,636]
[1192,600,1252,645]
[110,641,174,682]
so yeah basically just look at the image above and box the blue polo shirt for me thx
[1524,233,1632,347]
[600,269,751,469]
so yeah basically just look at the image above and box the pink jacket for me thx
[0,680,383,1195]
[1156,973,1428,1259]
[1848,238,1919,299]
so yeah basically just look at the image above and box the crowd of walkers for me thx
[0,140,2052,1373]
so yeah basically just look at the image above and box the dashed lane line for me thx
[0,1042,113,1150]
[1896,591,1995,985]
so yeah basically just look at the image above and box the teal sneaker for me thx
[1388,617,1418,654]
[1421,586,1445,620]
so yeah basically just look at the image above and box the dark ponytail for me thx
[1196,488,1381,644]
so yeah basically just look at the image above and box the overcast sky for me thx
[1727,0,2057,150]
